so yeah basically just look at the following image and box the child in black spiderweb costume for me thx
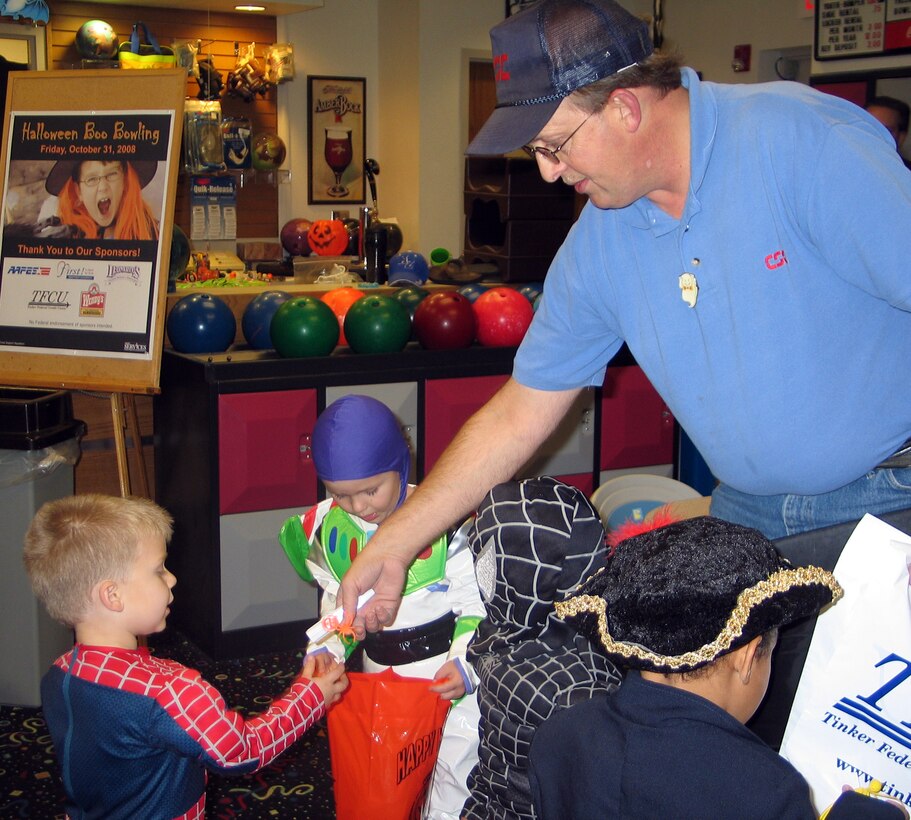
[462,476,622,820]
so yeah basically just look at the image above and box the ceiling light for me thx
[235,4,266,10]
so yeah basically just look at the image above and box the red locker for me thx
[218,390,319,515]
[600,366,674,470]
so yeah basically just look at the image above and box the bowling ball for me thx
[518,283,544,304]
[393,285,429,320]
[343,294,411,354]
[473,286,535,347]
[280,218,312,257]
[342,217,360,255]
[167,293,236,354]
[321,286,366,346]
[270,296,339,358]
[251,132,287,171]
[457,283,488,303]
[393,285,430,340]
[376,220,404,259]
[167,224,191,293]
[75,20,118,60]
[413,292,477,350]
[242,290,291,349]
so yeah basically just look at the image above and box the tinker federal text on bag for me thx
[780,514,911,814]
[118,22,177,70]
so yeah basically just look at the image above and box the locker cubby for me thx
[464,156,576,282]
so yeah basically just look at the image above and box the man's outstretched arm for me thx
[339,378,582,634]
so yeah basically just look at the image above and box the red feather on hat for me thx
[607,509,680,554]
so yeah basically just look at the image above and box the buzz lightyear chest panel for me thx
[321,505,448,594]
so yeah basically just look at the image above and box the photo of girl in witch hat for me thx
[45,155,160,240]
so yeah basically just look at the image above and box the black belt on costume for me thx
[362,610,456,667]
[877,437,911,469]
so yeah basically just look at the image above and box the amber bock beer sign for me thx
[0,111,174,358]
[816,0,911,60]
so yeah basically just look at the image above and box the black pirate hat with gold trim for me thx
[556,516,843,673]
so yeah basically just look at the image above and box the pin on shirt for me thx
[679,273,698,307]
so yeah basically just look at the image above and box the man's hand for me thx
[339,380,579,635]
[340,547,410,637]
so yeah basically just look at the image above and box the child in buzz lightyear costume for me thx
[279,394,484,820]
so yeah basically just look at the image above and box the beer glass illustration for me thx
[324,128,353,198]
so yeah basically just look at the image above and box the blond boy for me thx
[24,493,346,820]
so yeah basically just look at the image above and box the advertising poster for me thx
[190,173,237,241]
[0,110,174,359]
[307,75,366,205]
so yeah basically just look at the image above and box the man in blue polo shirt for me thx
[340,0,911,636]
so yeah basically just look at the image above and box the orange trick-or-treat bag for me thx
[328,668,451,820]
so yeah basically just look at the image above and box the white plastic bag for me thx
[779,514,911,813]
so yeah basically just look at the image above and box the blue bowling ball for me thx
[518,283,544,304]
[167,293,236,354]
[242,290,291,349]
[457,283,488,303]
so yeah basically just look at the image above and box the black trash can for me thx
[0,388,85,706]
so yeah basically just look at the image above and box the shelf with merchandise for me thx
[180,168,291,187]
[234,168,291,187]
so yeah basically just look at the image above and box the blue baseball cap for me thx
[466,0,653,156]
[388,250,430,286]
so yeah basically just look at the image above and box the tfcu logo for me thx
[29,289,69,309]
[765,249,788,270]
[80,284,106,317]
[825,652,911,754]
[7,265,51,276]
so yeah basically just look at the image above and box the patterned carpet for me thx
[0,631,337,819]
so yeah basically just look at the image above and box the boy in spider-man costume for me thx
[279,394,485,820]
[24,493,347,820]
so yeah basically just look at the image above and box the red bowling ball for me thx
[472,286,534,347]
[413,291,477,350]
[280,218,312,257]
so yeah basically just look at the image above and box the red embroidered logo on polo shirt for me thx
[765,250,788,270]
[493,54,510,82]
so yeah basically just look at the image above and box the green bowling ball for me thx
[343,294,411,354]
[393,285,430,339]
[270,296,339,358]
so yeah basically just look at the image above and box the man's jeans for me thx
[710,467,911,539]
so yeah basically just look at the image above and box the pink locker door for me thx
[218,390,319,515]
[600,366,674,470]
[424,375,509,474]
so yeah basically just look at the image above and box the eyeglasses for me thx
[521,112,594,164]
[79,168,123,188]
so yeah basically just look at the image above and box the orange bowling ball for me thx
[321,286,366,346]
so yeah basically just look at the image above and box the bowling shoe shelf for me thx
[462,157,577,282]
[155,344,673,659]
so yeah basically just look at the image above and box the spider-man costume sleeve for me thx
[41,644,325,820]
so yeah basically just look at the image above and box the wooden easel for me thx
[111,392,150,498]
[0,69,187,502]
